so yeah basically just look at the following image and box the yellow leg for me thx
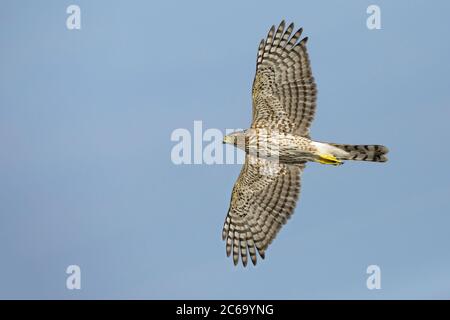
[316,154,343,166]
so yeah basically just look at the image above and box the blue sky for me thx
[1,0,450,299]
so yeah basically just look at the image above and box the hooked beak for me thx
[223,135,231,144]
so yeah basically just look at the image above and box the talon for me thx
[316,154,343,166]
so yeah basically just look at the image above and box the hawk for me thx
[222,21,389,266]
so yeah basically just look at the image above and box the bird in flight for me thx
[222,21,389,267]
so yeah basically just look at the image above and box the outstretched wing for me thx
[251,21,317,137]
[222,156,304,266]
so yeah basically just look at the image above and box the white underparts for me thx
[311,141,349,158]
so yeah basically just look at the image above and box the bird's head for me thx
[223,130,247,148]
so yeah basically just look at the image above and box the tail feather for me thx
[330,144,389,162]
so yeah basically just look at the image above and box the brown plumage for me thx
[222,21,388,266]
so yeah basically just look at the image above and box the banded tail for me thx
[330,143,389,162]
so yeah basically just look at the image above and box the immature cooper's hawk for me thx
[222,21,388,266]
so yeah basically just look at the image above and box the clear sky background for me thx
[1,0,450,299]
